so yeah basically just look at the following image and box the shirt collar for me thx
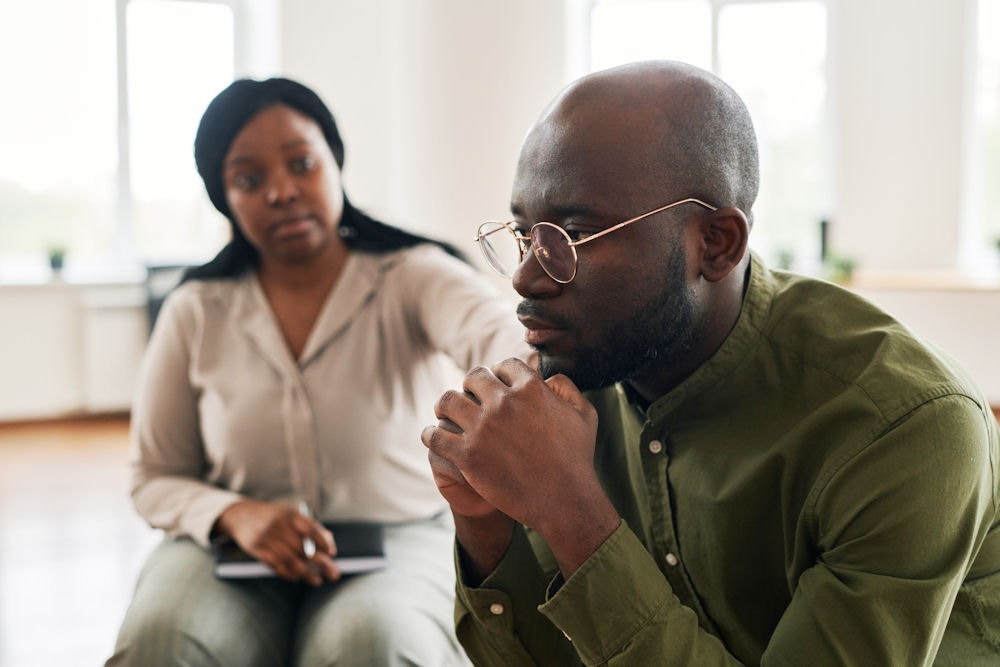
[635,251,774,421]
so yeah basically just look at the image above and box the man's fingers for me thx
[433,387,482,426]
[544,373,591,412]
[421,421,463,459]
[487,359,589,415]
[427,448,467,481]
[489,357,536,387]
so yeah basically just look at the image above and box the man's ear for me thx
[699,206,749,282]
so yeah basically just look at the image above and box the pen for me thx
[298,500,316,559]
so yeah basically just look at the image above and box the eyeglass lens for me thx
[529,224,576,282]
[477,221,578,283]
[478,222,524,278]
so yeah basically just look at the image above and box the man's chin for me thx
[536,353,573,381]
[537,354,615,393]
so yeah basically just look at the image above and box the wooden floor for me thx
[0,416,156,667]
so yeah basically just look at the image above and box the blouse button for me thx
[489,603,505,615]
[665,552,679,566]
[648,439,664,454]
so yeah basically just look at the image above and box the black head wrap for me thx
[182,77,462,283]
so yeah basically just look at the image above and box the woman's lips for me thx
[271,215,314,238]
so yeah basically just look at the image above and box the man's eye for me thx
[564,228,594,242]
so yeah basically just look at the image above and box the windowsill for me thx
[0,264,147,288]
[845,269,1000,292]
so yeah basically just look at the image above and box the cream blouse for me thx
[129,245,528,546]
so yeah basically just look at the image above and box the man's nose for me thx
[512,247,562,299]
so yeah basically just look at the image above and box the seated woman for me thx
[106,77,528,667]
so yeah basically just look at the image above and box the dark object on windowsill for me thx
[48,248,65,277]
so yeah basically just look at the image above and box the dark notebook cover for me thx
[214,522,387,579]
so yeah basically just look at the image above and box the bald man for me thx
[422,61,1000,665]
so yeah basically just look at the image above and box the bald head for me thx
[526,60,759,224]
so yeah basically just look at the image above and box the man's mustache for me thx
[516,301,573,331]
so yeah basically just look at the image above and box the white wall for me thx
[831,0,974,272]
[279,0,573,276]
[0,284,148,421]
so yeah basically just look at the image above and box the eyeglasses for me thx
[475,197,718,284]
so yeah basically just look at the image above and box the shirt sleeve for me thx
[399,246,531,371]
[454,525,582,666]
[456,522,740,666]
[541,522,741,666]
[762,393,997,665]
[129,288,243,546]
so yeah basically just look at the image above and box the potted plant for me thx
[47,244,66,273]
[825,253,856,285]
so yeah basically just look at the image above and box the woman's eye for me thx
[290,156,316,174]
[232,173,261,191]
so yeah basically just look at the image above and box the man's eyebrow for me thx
[510,203,598,223]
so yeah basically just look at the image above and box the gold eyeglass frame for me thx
[475,197,718,284]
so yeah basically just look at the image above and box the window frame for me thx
[114,0,252,266]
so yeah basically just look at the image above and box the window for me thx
[589,0,829,268]
[0,0,247,281]
[592,1,713,71]
[126,0,235,266]
[0,0,119,278]
[974,0,1000,264]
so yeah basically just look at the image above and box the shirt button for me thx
[648,439,664,454]
[489,603,504,615]
[665,552,679,566]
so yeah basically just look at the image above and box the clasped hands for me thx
[421,358,620,577]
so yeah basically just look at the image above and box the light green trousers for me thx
[106,515,471,667]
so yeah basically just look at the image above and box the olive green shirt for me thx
[455,254,1000,665]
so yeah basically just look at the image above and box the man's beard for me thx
[537,249,697,393]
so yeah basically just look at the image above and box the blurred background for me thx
[0,1,997,665]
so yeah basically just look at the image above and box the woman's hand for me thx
[214,499,338,585]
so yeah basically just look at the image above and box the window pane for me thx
[589,1,829,268]
[976,0,1000,260]
[717,1,827,265]
[591,0,712,72]
[127,0,234,264]
[0,0,117,277]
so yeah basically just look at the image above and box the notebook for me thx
[214,522,387,579]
